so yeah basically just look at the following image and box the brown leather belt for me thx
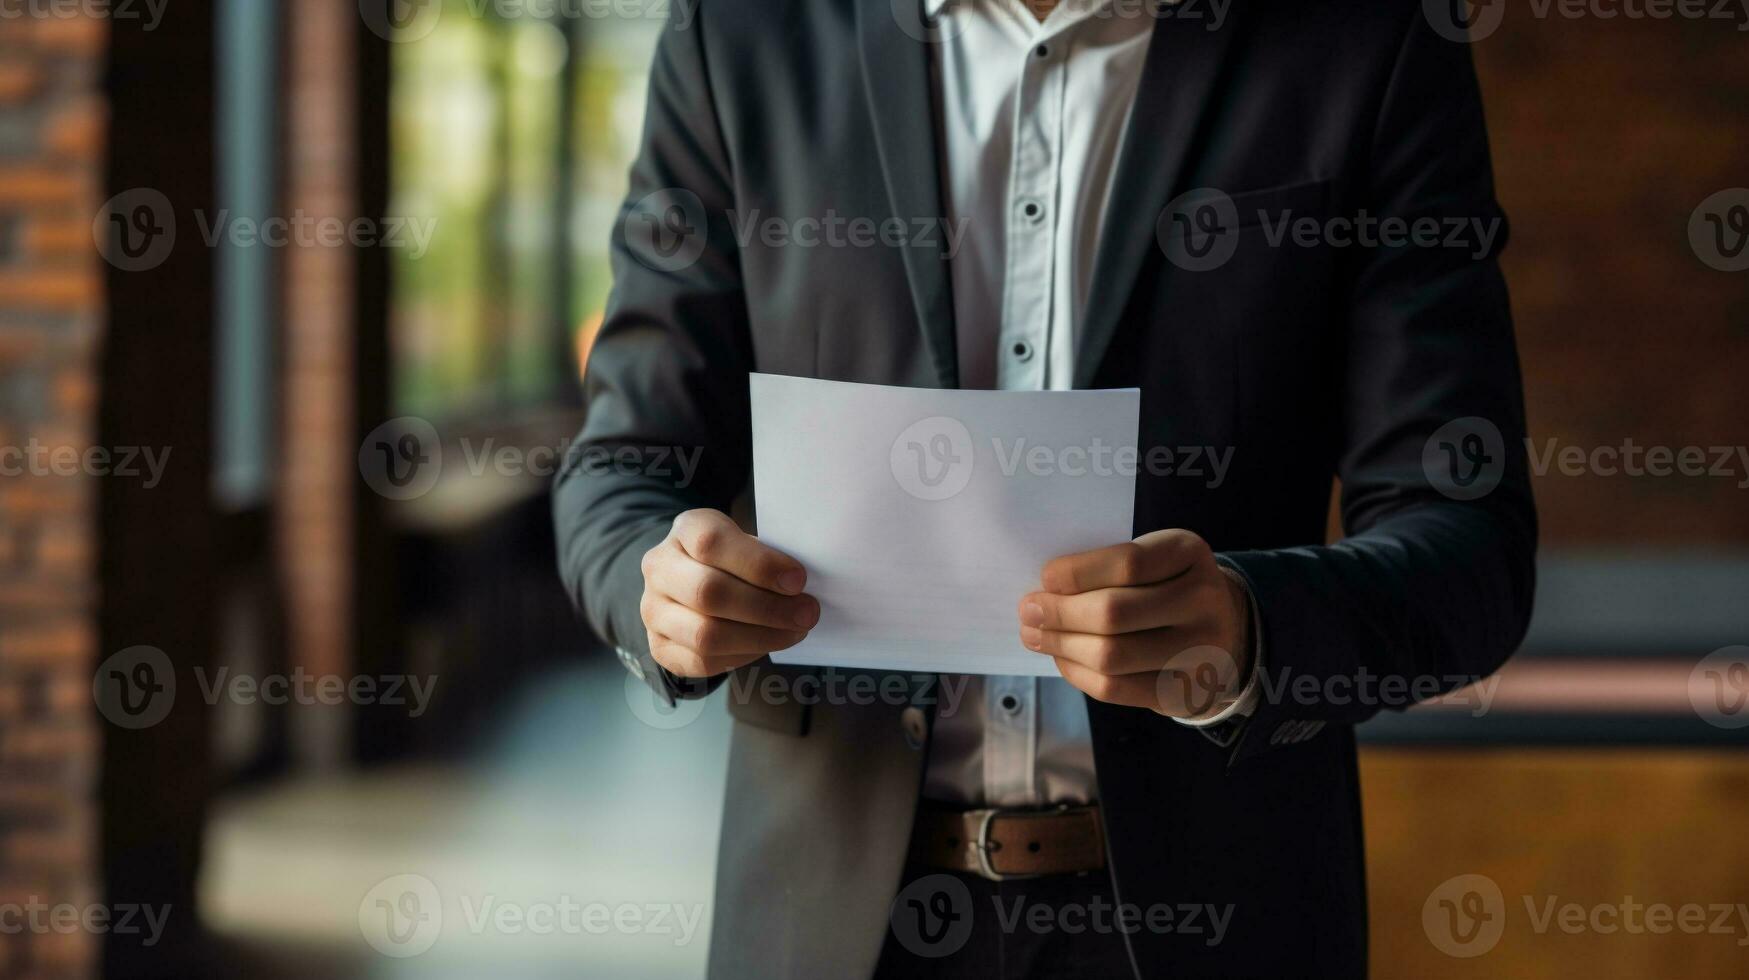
[910,805,1107,881]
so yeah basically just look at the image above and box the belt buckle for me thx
[974,807,1043,883]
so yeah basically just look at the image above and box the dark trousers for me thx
[874,864,1137,979]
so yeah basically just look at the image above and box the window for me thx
[389,2,663,421]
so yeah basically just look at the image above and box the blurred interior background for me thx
[0,1,1746,977]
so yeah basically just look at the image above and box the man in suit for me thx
[554,0,1536,976]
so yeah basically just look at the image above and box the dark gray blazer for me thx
[554,1,1537,976]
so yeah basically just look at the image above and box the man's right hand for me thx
[639,509,820,678]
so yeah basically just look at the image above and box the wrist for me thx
[1175,564,1262,727]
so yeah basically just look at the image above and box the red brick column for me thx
[0,12,108,980]
[281,0,358,765]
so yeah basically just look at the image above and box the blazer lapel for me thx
[1075,9,1242,389]
[856,0,959,389]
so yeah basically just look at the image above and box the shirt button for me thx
[1010,341,1034,362]
[1034,43,1050,59]
[900,706,928,750]
[1018,199,1045,224]
[999,693,1022,715]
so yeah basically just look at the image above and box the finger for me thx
[671,510,807,594]
[1053,658,1161,711]
[1040,528,1210,595]
[1020,578,1218,635]
[1021,626,1169,675]
[648,631,765,679]
[658,554,820,631]
[643,596,808,659]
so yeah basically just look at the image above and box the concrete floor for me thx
[201,661,731,978]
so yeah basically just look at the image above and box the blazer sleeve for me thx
[553,8,748,706]
[1218,9,1538,763]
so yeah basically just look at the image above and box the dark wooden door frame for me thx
[99,2,219,977]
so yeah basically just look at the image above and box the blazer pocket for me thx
[1158,179,1335,241]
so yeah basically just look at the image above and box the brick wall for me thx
[281,0,359,766]
[1475,15,1749,546]
[0,11,108,980]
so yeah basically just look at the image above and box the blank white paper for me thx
[751,374,1139,676]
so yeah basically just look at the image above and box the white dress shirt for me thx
[921,0,1154,806]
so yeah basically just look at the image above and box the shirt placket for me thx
[985,21,1071,805]
[995,27,1065,392]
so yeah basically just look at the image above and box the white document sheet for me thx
[751,374,1139,676]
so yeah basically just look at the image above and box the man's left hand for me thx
[1019,529,1253,719]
